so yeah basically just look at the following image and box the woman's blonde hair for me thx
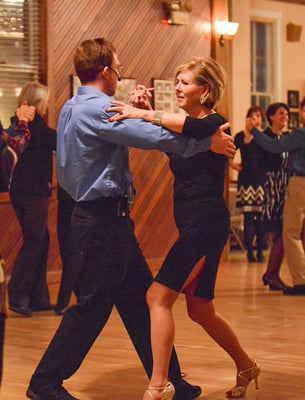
[174,57,225,109]
[17,81,50,116]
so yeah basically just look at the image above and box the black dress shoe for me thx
[26,384,79,400]
[31,303,55,312]
[54,306,68,316]
[247,252,256,263]
[9,303,32,316]
[256,253,265,263]
[283,284,305,296]
[173,378,202,400]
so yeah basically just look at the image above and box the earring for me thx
[200,93,209,105]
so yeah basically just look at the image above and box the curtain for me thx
[0,0,41,127]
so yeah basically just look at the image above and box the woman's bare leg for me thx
[143,258,206,399]
[185,293,254,387]
[143,282,178,399]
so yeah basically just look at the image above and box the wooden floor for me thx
[1,252,305,399]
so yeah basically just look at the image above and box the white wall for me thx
[230,0,305,134]
[229,0,305,181]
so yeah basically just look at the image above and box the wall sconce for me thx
[214,20,239,47]
[162,1,191,25]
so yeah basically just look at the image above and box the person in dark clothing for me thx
[259,103,290,291]
[251,97,305,295]
[1,107,34,387]
[26,38,235,400]
[109,57,259,400]
[8,82,56,317]
[229,106,267,263]
[55,185,80,315]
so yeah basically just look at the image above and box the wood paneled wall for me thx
[47,0,211,126]
[0,0,213,275]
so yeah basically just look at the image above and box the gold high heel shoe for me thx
[145,381,175,400]
[226,360,260,398]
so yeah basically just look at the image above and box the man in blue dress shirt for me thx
[251,99,305,296]
[26,37,235,400]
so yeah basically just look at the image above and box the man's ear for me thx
[101,66,110,80]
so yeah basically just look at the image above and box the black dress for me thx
[261,127,289,233]
[155,114,230,300]
[234,131,267,212]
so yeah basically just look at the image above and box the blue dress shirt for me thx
[252,127,305,176]
[57,86,212,201]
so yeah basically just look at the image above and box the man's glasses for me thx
[97,65,124,81]
[108,66,124,82]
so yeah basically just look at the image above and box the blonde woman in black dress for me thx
[109,57,259,400]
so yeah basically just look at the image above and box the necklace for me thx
[197,109,215,119]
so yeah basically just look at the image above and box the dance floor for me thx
[1,252,305,399]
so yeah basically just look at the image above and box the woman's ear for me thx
[200,91,210,105]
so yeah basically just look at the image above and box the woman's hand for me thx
[107,101,149,122]
[16,102,35,122]
[245,116,262,132]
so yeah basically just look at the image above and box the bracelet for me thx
[152,111,163,126]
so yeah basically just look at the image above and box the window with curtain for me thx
[250,20,275,110]
[0,0,41,127]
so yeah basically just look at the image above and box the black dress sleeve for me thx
[182,114,230,139]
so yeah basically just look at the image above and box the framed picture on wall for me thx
[70,76,137,102]
[289,111,299,129]
[152,78,180,113]
[287,90,299,108]
[114,78,137,102]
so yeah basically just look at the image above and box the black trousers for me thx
[30,197,182,387]
[8,193,50,308]
[56,195,80,310]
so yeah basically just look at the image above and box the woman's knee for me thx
[146,282,177,310]
[145,285,157,308]
[186,297,214,324]
[187,304,202,323]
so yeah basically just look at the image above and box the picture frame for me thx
[287,90,299,108]
[289,111,299,129]
[152,78,180,113]
[70,76,137,102]
[114,78,137,102]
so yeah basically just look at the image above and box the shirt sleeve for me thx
[182,115,222,139]
[96,110,213,157]
[178,114,230,157]
[252,127,305,153]
[5,120,31,155]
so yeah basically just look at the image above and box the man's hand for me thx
[210,123,236,158]
[16,102,35,122]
